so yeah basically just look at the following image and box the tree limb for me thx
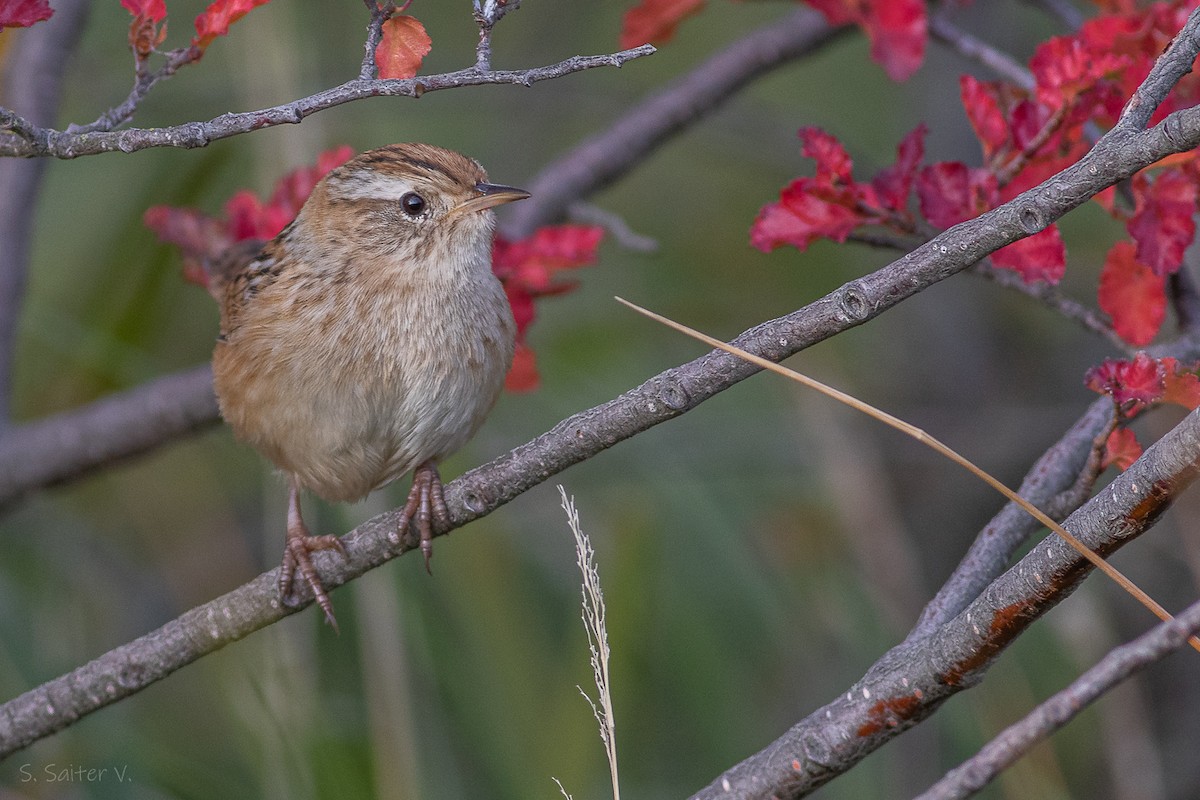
[0,366,218,509]
[0,46,654,159]
[913,596,1200,800]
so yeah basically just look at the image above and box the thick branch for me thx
[0,47,654,159]
[690,405,1200,799]
[914,596,1200,800]
[0,0,90,422]
[503,7,843,238]
[0,367,218,508]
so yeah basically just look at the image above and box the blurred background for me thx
[2,0,1199,797]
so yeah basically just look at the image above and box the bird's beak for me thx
[451,182,531,217]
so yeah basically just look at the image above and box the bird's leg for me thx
[279,477,348,631]
[399,461,451,574]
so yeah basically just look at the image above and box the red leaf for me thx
[120,0,165,21]
[915,161,998,229]
[960,75,1008,161]
[1101,427,1142,471]
[0,0,53,28]
[751,181,864,253]
[144,205,232,287]
[864,0,926,82]
[804,0,926,81]
[504,341,540,392]
[1029,34,1126,111]
[871,123,926,212]
[121,0,165,22]
[1098,241,1166,346]
[799,126,854,186]
[991,225,1066,285]
[491,225,603,392]
[1161,357,1200,410]
[1127,169,1197,275]
[375,15,431,80]
[123,0,168,59]
[493,225,604,337]
[619,0,705,48]
[1085,352,1165,416]
[148,145,354,271]
[193,0,271,51]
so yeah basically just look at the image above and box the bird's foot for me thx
[280,480,348,631]
[399,461,450,574]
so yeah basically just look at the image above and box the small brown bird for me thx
[205,143,527,628]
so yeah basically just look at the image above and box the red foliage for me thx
[145,145,354,286]
[193,0,272,51]
[960,76,1009,161]
[375,15,431,79]
[915,161,997,229]
[1085,352,1165,416]
[871,124,926,211]
[620,0,706,48]
[0,0,53,28]
[123,0,169,57]
[1101,427,1142,471]
[991,225,1066,284]
[1162,357,1200,410]
[1098,241,1166,346]
[492,225,605,391]
[751,0,1200,351]
[804,0,927,81]
[1127,169,1197,276]
[752,126,924,253]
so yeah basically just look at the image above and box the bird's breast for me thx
[213,264,515,503]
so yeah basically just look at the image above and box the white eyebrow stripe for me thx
[333,172,421,201]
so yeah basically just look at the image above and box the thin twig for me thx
[70,45,202,136]
[969,261,1131,352]
[914,596,1200,800]
[0,46,655,159]
[360,0,397,81]
[929,12,1034,90]
[567,202,659,253]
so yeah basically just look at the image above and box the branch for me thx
[969,261,1131,353]
[503,7,844,238]
[359,0,396,81]
[0,47,654,159]
[929,12,1034,90]
[0,0,91,423]
[914,596,1200,800]
[0,366,218,508]
[71,45,202,136]
[690,404,1200,799]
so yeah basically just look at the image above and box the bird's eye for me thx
[400,192,426,217]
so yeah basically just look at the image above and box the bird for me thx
[204,143,528,629]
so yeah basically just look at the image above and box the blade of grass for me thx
[615,296,1200,655]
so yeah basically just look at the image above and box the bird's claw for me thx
[399,462,451,574]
